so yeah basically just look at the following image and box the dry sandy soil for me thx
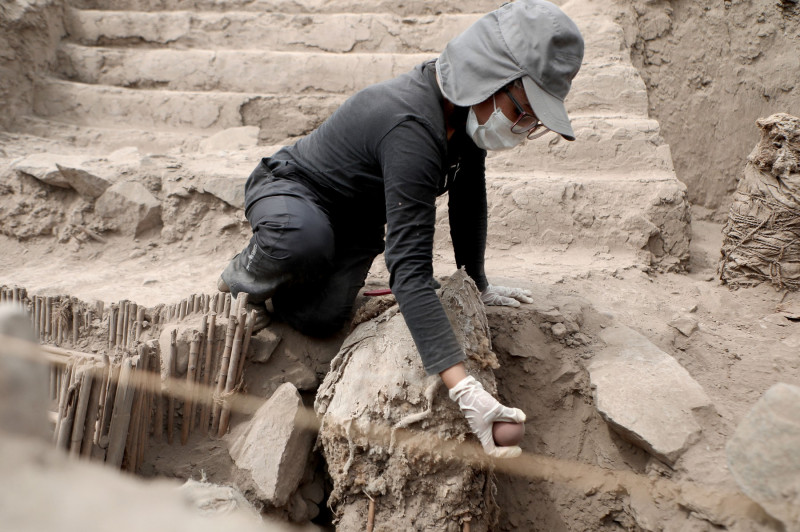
[1,0,799,530]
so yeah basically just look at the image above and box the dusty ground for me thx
[2,0,800,530]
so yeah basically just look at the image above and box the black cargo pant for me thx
[221,162,384,337]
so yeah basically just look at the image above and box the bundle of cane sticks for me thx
[163,291,256,444]
[39,288,258,472]
[51,343,160,473]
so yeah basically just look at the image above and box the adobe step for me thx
[32,77,346,143]
[56,44,431,94]
[13,115,209,153]
[68,0,505,15]
[64,8,618,64]
[65,9,479,53]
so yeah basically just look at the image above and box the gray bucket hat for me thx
[436,0,584,141]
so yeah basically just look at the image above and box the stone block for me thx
[249,328,281,364]
[95,181,161,236]
[227,382,314,507]
[56,163,115,199]
[726,383,800,527]
[589,325,713,465]
[12,153,85,188]
[200,176,247,209]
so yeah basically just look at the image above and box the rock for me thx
[260,352,318,395]
[56,163,114,199]
[551,322,568,338]
[299,478,325,505]
[199,126,259,152]
[12,153,86,188]
[668,315,699,336]
[280,358,318,391]
[249,328,281,363]
[761,313,791,327]
[95,181,162,236]
[588,325,713,465]
[227,383,314,507]
[537,308,565,323]
[287,490,309,522]
[726,383,800,527]
[201,176,247,209]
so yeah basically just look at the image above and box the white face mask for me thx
[466,96,528,151]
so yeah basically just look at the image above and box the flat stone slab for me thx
[12,153,88,189]
[726,383,800,527]
[588,325,713,465]
[227,382,314,507]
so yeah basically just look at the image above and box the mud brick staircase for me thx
[14,0,690,273]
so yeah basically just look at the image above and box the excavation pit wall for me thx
[2,279,743,531]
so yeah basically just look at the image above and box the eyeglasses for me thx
[503,88,551,140]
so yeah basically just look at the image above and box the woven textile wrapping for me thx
[719,113,800,290]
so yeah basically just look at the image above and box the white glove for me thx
[449,376,526,458]
[481,285,533,307]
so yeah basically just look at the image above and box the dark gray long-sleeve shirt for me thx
[247,60,488,375]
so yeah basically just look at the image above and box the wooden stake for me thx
[72,299,80,345]
[463,521,471,532]
[38,297,45,341]
[122,302,131,347]
[94,356,110,446]
[50,364,58,401]
[108,305,117,349]
[167,329,177,444]
[235,309,257,385]
[367,499,375,532]
[218,310,246,437]
[53,359,75,443]
[32,296,39,338]
[153,345,164,442]
[199,313,217,432]
[99,362,121,448]
[55,305,62,347]
[45,297,52,342]
[192,294,200,314]
[233,292,250,318]
[136,307,145,341]
[106,357,136,468]
[223,294,231,319]
[56,384,78,450]
[138,347,155,467]
[179,299,187,320]
[191,315,208,431]
[81,365,103,458]
[211,314,237,435]
[115,301,125,347]
[181,331,200,445]
[125,352,145,472]
[70,366,93,456]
